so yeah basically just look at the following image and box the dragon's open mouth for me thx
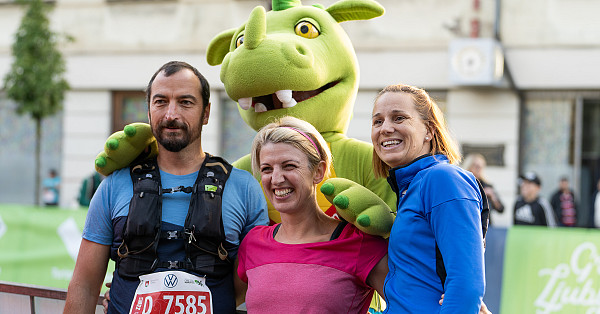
[237,81,339,112]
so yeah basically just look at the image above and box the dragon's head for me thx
[207,0,384,134]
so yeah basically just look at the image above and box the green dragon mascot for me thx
[95,0,395,238]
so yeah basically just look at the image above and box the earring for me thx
[425,136,429,140]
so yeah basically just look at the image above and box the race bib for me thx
[129,271,213,314]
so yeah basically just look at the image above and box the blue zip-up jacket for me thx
[383,154,485,313]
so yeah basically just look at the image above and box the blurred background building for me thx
[0,0,599,228]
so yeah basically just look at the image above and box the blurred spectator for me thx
[42,169,60,206]
[462,153,505,226]
[594,178,600,228]
[78,172,104,207]
[513,171,557,227]
[550,176,578,227]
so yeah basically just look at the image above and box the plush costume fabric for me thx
[83,166,268,313]
[384,154,485,313]
[94,0,394,237]
[237,223,387,314]
[207,0,396,237]
[94,3,395,311]
[95,123,158,176]
[94,1,394,312]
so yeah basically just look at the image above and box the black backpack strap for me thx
[436,178,490,288]
[118,158,163,279]
[476,178,490,247]
[185,154,235,276]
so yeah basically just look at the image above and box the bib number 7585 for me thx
[129,271,213,314]
[133,291,211,314]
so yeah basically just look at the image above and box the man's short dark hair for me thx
[145,61,210,109]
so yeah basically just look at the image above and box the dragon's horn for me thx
[272,0,302,11]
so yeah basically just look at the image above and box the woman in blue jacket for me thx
[371,84,485,313]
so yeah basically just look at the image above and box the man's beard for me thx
[152,119,202,152]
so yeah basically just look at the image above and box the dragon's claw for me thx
[320,177,394,238]
[124,124,137,137]
[106,138,119,150]
[357,214,371,227]
[94,123,158,176]
[95,156,107,168]
[320,182,335,195]
[333,194,349,209]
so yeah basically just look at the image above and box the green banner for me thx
[501,226,600,313]
[0,204,114,291]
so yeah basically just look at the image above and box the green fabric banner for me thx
[0,204,114,290]
[501,226,600,313]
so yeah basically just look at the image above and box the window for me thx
[112,91,147,133]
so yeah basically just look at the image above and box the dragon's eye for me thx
[295,21,319,39]
[236,35,244,48]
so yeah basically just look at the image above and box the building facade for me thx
[0,0,599,227]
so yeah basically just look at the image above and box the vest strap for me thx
[116,154,234,280]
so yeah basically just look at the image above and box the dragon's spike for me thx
[272,0,302,11]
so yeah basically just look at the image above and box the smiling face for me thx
[371,92,432,168]
[148,69,210,152]
[259,142,324,215]
[212,5,359,134]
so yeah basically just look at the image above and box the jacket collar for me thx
[387,154,449,197]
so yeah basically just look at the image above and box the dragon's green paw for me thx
[94,123,158,176]
[332,194,349,209]
[321,177,394,238]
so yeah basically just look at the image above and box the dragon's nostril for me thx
[296,45,307,56]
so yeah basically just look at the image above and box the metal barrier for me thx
[0,281,105,314]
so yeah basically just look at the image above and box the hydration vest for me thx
[114,154,234,280]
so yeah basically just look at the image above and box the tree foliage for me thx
[3,0,69,205]
[3,0,69,120]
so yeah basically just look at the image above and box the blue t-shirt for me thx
[42,176,60,205]
[83,165,268,314]
[383,155,485,314]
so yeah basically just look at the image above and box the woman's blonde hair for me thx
[372,84,461,178]
[461,153,487,180]
[251,116,332,179]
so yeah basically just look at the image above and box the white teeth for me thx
[242,91,296,113]
[255,103,267,112]
[382,140,401,147]
[282,98,297,108]
[275,90,292,103]
[238,97,251,110]
[276,90,297,108]
[275,188,292,196]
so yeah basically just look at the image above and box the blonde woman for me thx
[371,84,486,313]
[237,116,388,313]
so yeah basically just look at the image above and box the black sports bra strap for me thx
[329,221,348,240]
[272,221,348,241]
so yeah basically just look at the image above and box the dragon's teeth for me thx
[255,103,267,112]
[275,90,293,103]
[282,99,297,108]
[238,97,251,110]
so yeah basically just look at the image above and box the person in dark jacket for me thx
[513,171,557,227]
[550,176,577,227]
[462,153,505,226]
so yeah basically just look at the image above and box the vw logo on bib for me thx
[164,274,178,288]
[130,271,213,314]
